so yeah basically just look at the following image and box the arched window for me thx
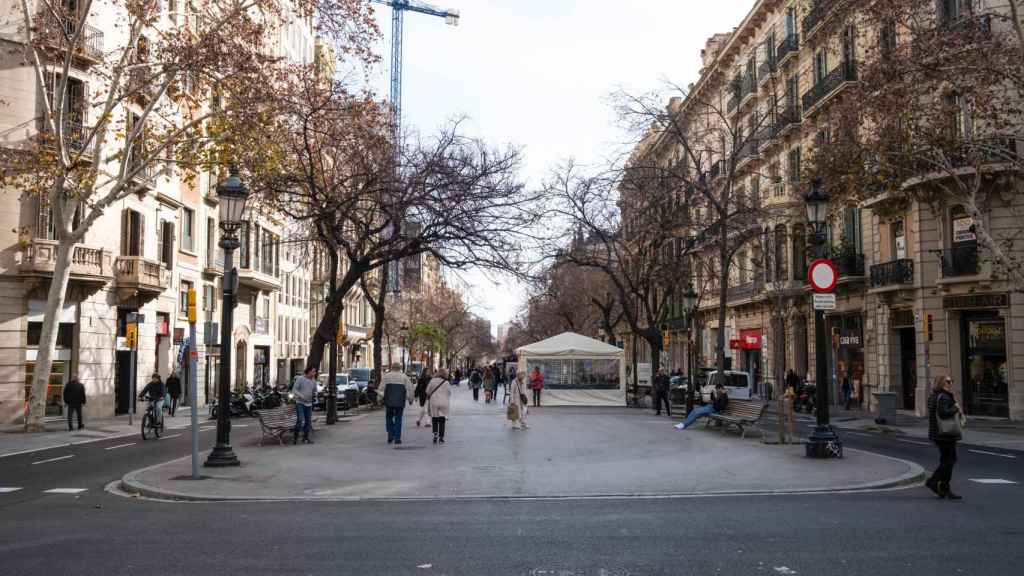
[791,223,806,281]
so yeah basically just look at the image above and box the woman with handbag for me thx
[507,373,529,430]
[427,368,452,444]
[927,374,965,500]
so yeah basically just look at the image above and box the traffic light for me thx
[125,323,138,349]
[187,289,197,324]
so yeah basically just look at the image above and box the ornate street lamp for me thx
[803,178,840,459]
[205,166,250,468]
[682,285,699,414]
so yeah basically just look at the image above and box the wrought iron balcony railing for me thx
[776,34,798,65]
[939,245,979,277]
[802,61,857,113]
[39,13,104,62]
[870,258,914,288]
[802,0,838,37]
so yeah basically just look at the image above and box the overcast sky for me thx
[368,0,753,334]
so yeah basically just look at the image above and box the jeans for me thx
[168,396,179,417]
[680,404,716,428]
[294,403,313,439]
[472,388,480,401]
[66,404,83,430]
[431,416,447,440]
[654,391,671,416]
[386,406,405,442]
[532,389,541,407]
[930,439,958,484]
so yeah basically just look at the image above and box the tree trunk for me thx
[370,265,388,386]
[307,263,366,371]
[25,241,75,431]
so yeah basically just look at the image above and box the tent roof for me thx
[516,332,624,358]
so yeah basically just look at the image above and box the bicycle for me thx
[140,397,164,440]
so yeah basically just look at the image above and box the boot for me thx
[941,482,963,500]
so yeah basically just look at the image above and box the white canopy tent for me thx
[516,332,626,406]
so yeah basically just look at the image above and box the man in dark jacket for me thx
[63,377,86,431]
[166,372,182,417]
[653,368,671,416]
[382,365,415,445]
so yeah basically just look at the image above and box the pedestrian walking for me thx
[63,376,86,431]
[292,366,318,444]
[508,372,529,430]
[415,368,433,427]
[529,366,544,407]
[653,368,671,416]
[382,364,415,445]
[166,371,182,417]
[841,373,852,410]
[926,374,965,500]
[453,368,463,387]
[483,366,496,403]
[469,368,483,401]
[427,368,452,444]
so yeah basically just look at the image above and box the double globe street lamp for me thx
[804,178,841,459]
[205,167,251,468]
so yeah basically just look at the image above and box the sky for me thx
[368,0,755,335]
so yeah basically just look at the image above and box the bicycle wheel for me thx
[141,413,152,440]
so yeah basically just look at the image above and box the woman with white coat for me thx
[508,373,529,430]
[427,368,452,444]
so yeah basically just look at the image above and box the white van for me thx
[700,370,753,402]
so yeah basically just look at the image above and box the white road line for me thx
[199,427,216,432]
[968,449,1018,459]
[969,478,1018,485]
[158,434,183,440]
[895,439,931,446]
[43,488,87,494]
[105,442,136,451]
[31,455,74,465]
[233,424,250,428]
[0,487,23,493]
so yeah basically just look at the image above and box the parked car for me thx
[316,373,358,410]
[700,370,752,402]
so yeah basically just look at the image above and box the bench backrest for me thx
[256,405,296,424]
[719,399,768,419]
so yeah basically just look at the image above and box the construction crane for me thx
[372,0,460,145]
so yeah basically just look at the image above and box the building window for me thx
[180,280,194,315]
[239,223,250,268]
[121,209,144,257]
[787,147,801,184]
[181,207,195,252]
[814,50,827,84]
[880,19,897,57]
[203,283,216,312]
[159,220,175,268]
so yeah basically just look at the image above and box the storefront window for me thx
[24,361,68,417]
[962,315,1008,417]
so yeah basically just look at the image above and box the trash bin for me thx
[873,391,897,424]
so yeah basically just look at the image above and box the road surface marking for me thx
[234,424,250,428]
[199,427,216,432]
[969,478,1018,485]
[895,439,931,446]
[846,432,873,437]
[0,487,22,493]
[968,449,1017,459]
[32,455,74,465]
[44,488,87,494]
[158,434,183,440]
[105,443,136,451]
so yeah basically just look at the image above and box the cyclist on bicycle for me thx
[139,373,166,423]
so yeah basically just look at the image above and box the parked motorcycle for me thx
[796,384,817,414]
[208,389,255,419]
[252,385,282,410]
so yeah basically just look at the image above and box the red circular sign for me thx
[808,259,838,293]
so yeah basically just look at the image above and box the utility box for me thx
[873,391,898,424]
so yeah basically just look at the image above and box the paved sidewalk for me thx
[0,406,206,457]
[121,387,923,501]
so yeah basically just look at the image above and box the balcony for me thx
[939,245,979,278]
[802,61,857,116]
[39,118,88,154]
[204,250,224,276]
[727,281,761,303]
[771,105,801,139]
[709,159,729,181]
[910,137,1019,181]
[828,249,866,279]
[18,238,112,285]
[115,256,169,302]
[739,74,757,109]
[776,34,799,67]
[802,0,839,39]
[734,138,760,169]
[870,258,914,288]
[38,12,104,64]
[758,59,776,86]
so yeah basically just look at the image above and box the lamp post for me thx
[682,285,699,414]
[400,322,409,373]
[804,178,841,458]
[205,167,250,468]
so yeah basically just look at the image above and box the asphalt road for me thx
[0,409,1020,575]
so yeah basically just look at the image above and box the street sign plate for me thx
[808,259,838,293]
[813,293,836,310]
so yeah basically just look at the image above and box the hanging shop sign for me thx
[738,329,761,350]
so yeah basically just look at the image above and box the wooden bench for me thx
[254,404,297,446]
[705,399,769,439]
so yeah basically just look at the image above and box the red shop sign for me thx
[738,329,761,350]
[729,339,742,350]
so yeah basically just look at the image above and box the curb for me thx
[116,446,927,503]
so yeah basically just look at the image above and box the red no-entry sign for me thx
[808,259,838,293]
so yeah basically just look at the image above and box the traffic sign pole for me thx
[188,289,200,479]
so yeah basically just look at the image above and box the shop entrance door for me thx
[115,350,134,415]
[899,328,917,410]
[254,346,270,389]
[961,313,1008,418]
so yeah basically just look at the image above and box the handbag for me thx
[937,409,963,438]
[507,403,519,421]
[520,393,529,406]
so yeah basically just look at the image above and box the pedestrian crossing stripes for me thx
[43,488,88,494]
[0,487,22,493]
[969,478,1018,485]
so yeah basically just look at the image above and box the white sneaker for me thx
[674,422,686,430]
